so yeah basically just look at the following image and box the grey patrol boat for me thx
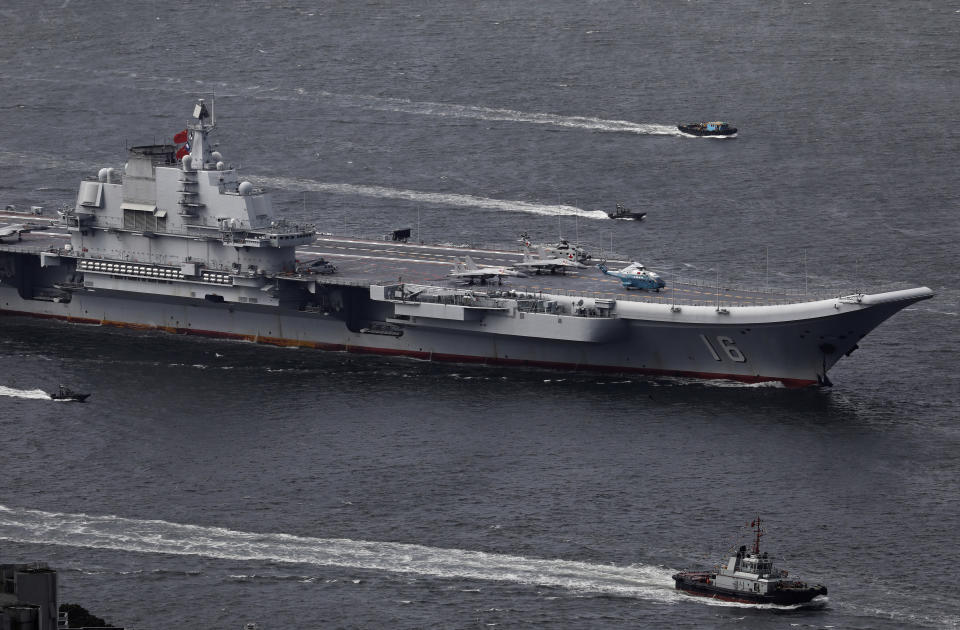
[672,518,828,605]
[0,100,934,386]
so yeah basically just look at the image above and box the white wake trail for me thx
[326,92,685,136]
[0,504,675,601]
[0,151,608,220]
[3,71,684,137]
[0,386,51,400]
[117,71,685,136]
[260,176,610,219]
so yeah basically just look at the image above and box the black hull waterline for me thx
[673,575,827,606]
[50,393,90,402]
[678,127,738,136]
[677,123,738,136]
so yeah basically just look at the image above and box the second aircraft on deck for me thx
[447,237,666,291]
[598,261,666,291]
[448,256,526,285]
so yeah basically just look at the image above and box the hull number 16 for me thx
[700,334,747,363]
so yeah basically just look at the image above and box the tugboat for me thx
[49,384,90,402]
[677,121,737,137]
[672,518,827,605]
[607,203,647,221]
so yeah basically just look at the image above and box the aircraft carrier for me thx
[0,101,933,387]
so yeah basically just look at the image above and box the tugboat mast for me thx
[751,516,764,554]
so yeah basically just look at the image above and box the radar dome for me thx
[97,168,110,182]
[211,151,223,161]
[181,155,193,171]
[238,181,254,195]
[216,161,225,171]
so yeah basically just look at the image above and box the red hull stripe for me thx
[0,308,817,387]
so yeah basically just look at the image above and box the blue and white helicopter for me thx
[597,260,666,291]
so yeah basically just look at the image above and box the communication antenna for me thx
[672,272,678,310]
[856,255,861,295]
[716,267,721,310]
[764,245,769,292]
[211,89,216,127]
[803,248,808,296]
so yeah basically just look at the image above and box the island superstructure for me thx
[0,101,934,386]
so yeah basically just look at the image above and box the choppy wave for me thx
[904,307,957,317]
[834,600,960,630]
[0,504,674,601]
[0,386,50,400]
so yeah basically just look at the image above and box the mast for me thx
[752,516,764,554]
[188,99,215,166]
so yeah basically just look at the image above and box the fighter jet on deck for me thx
[513,248,588,274]
[0,223,30,242]
[448,256,525,285]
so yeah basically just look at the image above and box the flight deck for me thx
[1,217,828,309]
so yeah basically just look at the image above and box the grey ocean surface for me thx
[0,1,958,628]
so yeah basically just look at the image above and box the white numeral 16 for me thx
[700,334,747,363]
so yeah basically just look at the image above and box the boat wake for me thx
[260,176,610,219]
[332,94,686,136]
[2,505,949,625]
[0,504,675,602]
[5,71,685,137]
[650,377,785,389]
[0,151,607,220]
[0,386,50,400]
[680,594,829,611]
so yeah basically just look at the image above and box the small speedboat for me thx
[672,517,827,605]
[49,384,90,402]
[677,121,737,136]
[607,203,647,220]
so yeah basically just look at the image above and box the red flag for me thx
[176,144,190,160]
[173,129,189,144]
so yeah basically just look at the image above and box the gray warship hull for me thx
[0,244,931,387]
[0,101,934,386]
